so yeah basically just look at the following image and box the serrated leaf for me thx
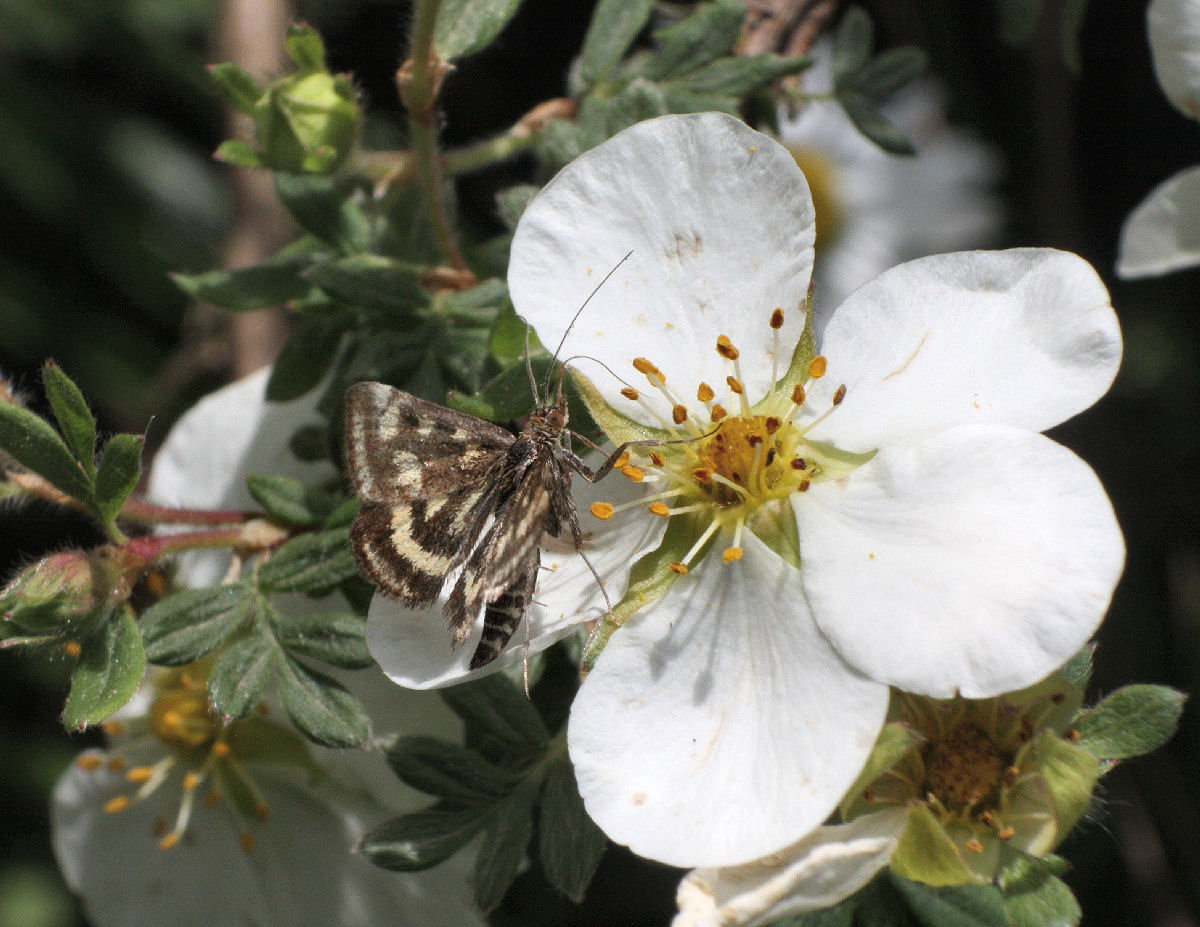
[998,850,1081,927]
[677,53,811,97]
[578,0,654,87]
[255,526,357,594]
[245,474,340,527]
[307,254,429,312]
[208,632,279,721]
[41,362,96,479]
[385,735,524,803]
[0,401,93,502]
[361,805,487,870]
[208,62,262,114]
[285,23,326,71]
[889,875,1009,927]
[644,0,745,81]
[474,781,537,910]
[832,6,874,86]
[434,0,524,60]
[838,93,916,155]
[275,172,373,253]
[440,674,549,760]
[277,657,369,747]
[539,756,606,902]
[93,433,143,521]
[844,47,927,101]
[266,314,348,402]
[62,605,145,728]
[214,139,265,167]
[171,253,318,312]
[141,584,259,665]
[271,610,371,668]
[1073,685,1185,760]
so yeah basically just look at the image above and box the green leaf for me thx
[832,6,874,87]
[438,277,508,323]
[208,62,262,114]
[266,313,348,402]
[171,252,318,312]
[434,0,524,60]
[1060,645,1094,690]
[307,254,429,312]
[277,657,370,747]
[644,0,745,81]
[285,23,326,71]
[676,53,811,97]
[141,584,259,665]
[888,875,1009,927]
[41,362,95,478]
[539,756,606,902]
[214,139,265,168]
[474,781,538,910]
[0,400,93,502]
[578,0,654,88]
[1073,684,1185,760]
[844,47,927,101]
[495,184,537,231]
[256,526,357,594]
[361,805,487,870]
[93,432,143,521]
[208,632,280,721]
[838,93,916,155]
[62,605,145,729]
[440,674,549,760]
[271,610,372,669]
[487,301,534,367]
[385,735,524,803]
[245,474,341,527]
[998,849,1082,927]
[275,172,373,253]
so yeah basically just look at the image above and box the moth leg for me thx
[559,438,664,483]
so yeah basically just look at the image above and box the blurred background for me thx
[1,1,1197,925]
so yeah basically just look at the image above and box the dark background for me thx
[1,1,1197,925]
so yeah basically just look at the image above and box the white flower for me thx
[51,369,484,927]
[495,111,1121,868]
[1118,0,1200,276]
[778,41,1003,327]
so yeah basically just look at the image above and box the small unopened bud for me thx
[1,551,116,633]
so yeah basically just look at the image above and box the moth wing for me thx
[344,381,512,501]
[351,483,499,604]
[469,551,539,670]
[444,461,552,646]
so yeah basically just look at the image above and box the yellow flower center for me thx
[923,724,1005,811]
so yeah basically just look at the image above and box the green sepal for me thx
[61,604,145,729]
[1060,645,1094,690]
[832,6,874,86]
[307,254,430,313]
[672,53,811,98]
[1072,684,1185,761]
[270,610,371,669]
[285,23,326,72]
[41,361,96,479]
[889,804,975,887]
[474,778,539,910]
[207,62,262,114]
[207,631,280,721]
[255,525,357,595]
[0,399,93,503]
[277,655,370,747]
[997,847,1082,927]
[840,720,923,819]
[440,673,549,760]
[539,755,607,902]
[274,172,373,253]
[266,313,349,402]
[245,474,342,527]
[1030,731,1099,838]
[887,875,1009,927]
[171,252,319,312]
[434,0,524,60]
[361,804,487,870]
[384,735,524,804]
[140,583,260,666]
[570,367,668,446]
[577,0,654,88]
[213,139,265,168]
[643,0,744,81]
[93,432,143,523]
[837,93,916,155]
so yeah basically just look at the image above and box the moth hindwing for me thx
[345,380,630,670]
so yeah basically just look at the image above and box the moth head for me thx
[538,388,569,431]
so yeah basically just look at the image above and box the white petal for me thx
[52,753,482,927]
[1149,0,1200,119]
[795,425,1124,698]
[673,809,906,927]
[509,112,815,425]
[1116,165,1200,277]
[568,533,889,867]
[367,462,666,688]
[805,249,1120,452]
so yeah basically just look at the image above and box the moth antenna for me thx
[523,323,541,406]
[541,250,634,397]
[559,353,640,393]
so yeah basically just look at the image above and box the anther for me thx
[100,720,124,736]
[997,826,1015,841]
[615,452,631,468]
[648,502,670,517]
[715,335,739,360]
[1002,766,1020,787]
[621,465,645,482]
[669,562,688,575]
[964,838,984,854]
[710,404,727,421]
[621,387,639,401]
[590,502,615,520]
[691,467,713,483]
[833,384,847,406]
[726,375,744,395]
[62,640,82,658]
[649,450,665,467]
[126,766,154,784]
[723,547,743,563]
[790,457,807,470]
[770,308,784,329]
[808,356,827,378]
[697,382,715,402]
[672,404,688,424]
[764,417,782,434]
[240,833,256,853]
[183,771,201,792]
[791,384,806,405]
[107,757,127,773]
[159,832,181,851]
[212,741,231,758]
[104,796,131,814]
[76,755,103,771]
[632,357,665,383]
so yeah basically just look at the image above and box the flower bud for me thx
[1,550,118,634]
[253,70,361,174]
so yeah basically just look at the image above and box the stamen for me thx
[769,309,783,385]
[590,502,615,520]
[833,384,847,406]
[769,308,784,329]
[725,376,744,395]
[126,766,155,784]
[620,465,645,482]
[764,416,781,435]
[715,335,739,360]
[808,356,827,378]
[723,548,743,562]
[621,387,639,401]
[964,838,984,853]
[648,502,670,517]
[76,755,103,771]
[676,518,722,572]
[672,404,688,424]
[648,450,665,467]
[697,382,715,403]
[710,404,727,422]
[791,384,806,406]
[104,796,131,814]
[633,357,665,383]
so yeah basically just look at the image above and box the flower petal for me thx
[568,533,889,867]
[509,112,815,425]
[795,425,1124,698]
[1149,0,1200,119]
[804,249,1120,452]
[673,809,906,927]
[1117,165,1200,277]
[367,461,666,688]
